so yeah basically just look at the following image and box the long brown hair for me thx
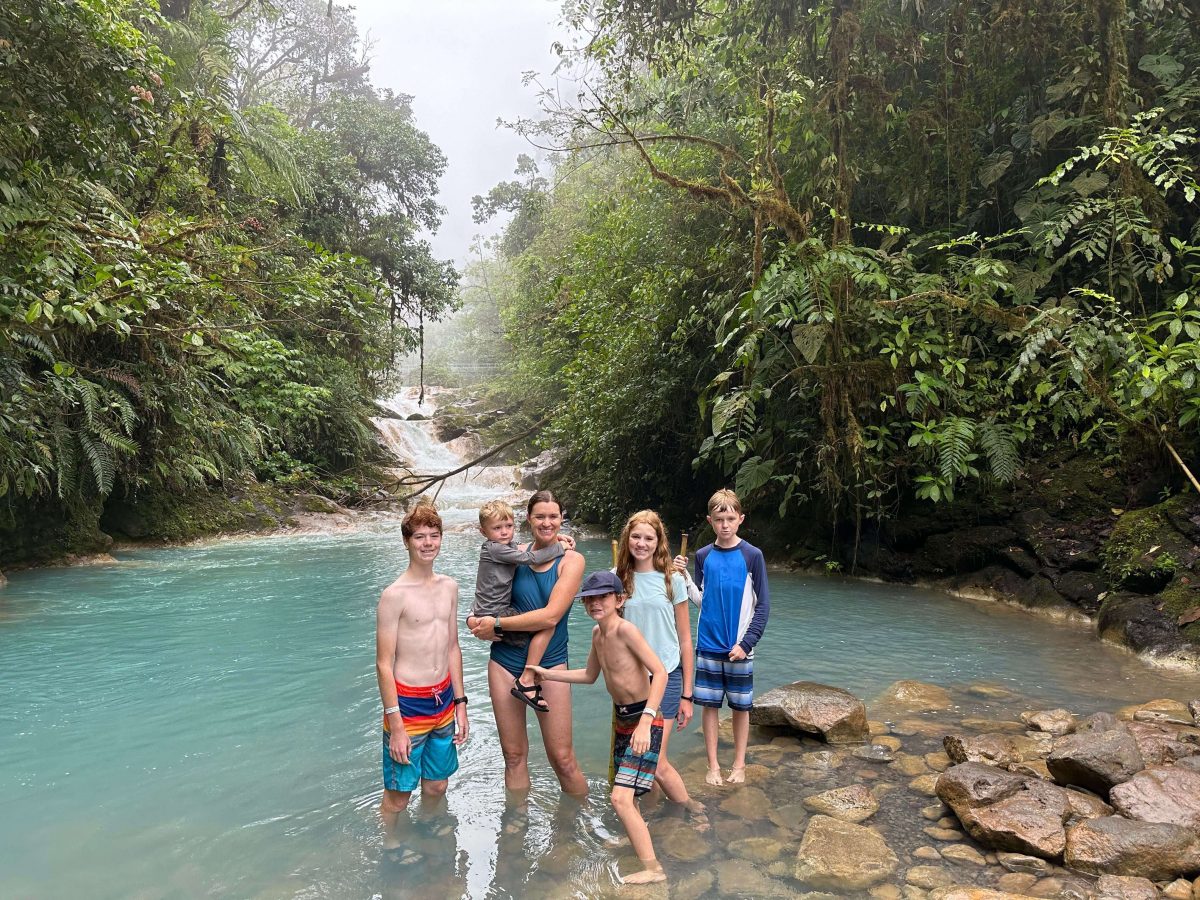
[615,510,674,601]
[526,489,563,517]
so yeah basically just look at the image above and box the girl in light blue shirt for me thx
[615,510,707,827]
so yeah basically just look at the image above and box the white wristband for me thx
[384,705,400,716]
[641,706,657,719]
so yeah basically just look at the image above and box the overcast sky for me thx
[352,0,565,268]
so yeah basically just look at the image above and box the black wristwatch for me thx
[493,616,504,636]
[453,696,468,706]
[681,694,695,703]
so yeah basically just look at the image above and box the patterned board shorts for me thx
[611,703,664,796]
[382,721,458,793]
[694,650,754,710]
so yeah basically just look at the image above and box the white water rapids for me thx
[371,385,528,530]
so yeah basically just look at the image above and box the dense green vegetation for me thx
[477,0,1200,534]
[0,0,455,558]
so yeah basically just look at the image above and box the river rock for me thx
[936,762,1028,811]
[729,836,788,863]
[1163,879,1194,900]
[1028,874,1096,899]
[907,866,955,889]
[940,844,986,866]
[1190,700,1199,725]
[794,815,900,891]
[752,682,869,743]
[914,846,943,861]
[715,858,794,899]
[1064,816,1200,880]
[1127,720,1200,765]
[518,449,564,490]
[1110,765,1200,828]
[926,751,952,772]
[911,774,943,796]
[1094,874,1159,900]
[892,753,932,776]
[996,873,1039,893]
[923,802,951,820]
[996,852,1052,875]
[928,889,1040,900]
[670,869,714,900]
[944,734,1029,767]
[719,786,771,820]
[1047,730,1145,795]
[880,680,954,710]
[1020,709,1076,735]
[1063,787,1114,821]
[1127,699,1196,727]
[856,744,898,762]
[870,886,904,900]
[803,784,879,823]
[959,778,1071,859]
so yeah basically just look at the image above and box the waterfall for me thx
[371,386,525,531]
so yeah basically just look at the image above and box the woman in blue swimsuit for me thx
[467,490,587,795]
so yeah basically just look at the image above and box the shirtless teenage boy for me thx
[375,499,469,850]
[530,570,668,886]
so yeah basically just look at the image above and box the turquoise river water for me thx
[2,527,1200,899]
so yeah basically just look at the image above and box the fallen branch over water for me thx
[387,417,549,503]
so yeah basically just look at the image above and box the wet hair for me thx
[707,488,742,515]
[616,509,675,601]
[479,499,514,526]
[401,498,442,540]
[526,489,563,518]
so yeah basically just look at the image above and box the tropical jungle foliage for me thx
[477,0,1200,534]
[0,0,455,553]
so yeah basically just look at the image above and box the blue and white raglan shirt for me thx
[694,539,770,657]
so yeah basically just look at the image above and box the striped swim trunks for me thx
[611,701,663,796]
[694,650,754,710]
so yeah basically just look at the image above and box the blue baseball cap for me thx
[577,570,624,598]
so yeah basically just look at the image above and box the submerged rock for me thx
[1126,699,1196,727]
[793,815,900,891]
[715,859,794,899]
[1093,874,1160,900]
[1109,765,1200,829]
[880,680,954,710]
[1064,815,1200,880]
[944,734,1030,767]
[1047,730,1145,796]
[802,784,879,823]
[752,682,869,743]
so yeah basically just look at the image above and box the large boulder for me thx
[793,815,899,891]
[1109,766,1200,829]
[936,763,1028,813]
[751,682,869,743]
[958,779,1071,860]
[1064,816,1200,881]
[1093,874,1160,900]
[1047,730,1145,796]
[1126,720,1200,765]
[518,449,564,490]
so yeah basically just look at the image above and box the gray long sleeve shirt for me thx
[473,540,565,617]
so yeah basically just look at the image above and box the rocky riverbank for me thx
[623,679,1200,900]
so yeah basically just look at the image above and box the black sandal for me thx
[510,679,550,713]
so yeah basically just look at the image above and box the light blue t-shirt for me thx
[623,570,688,673]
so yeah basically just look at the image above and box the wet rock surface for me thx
[751,681,870,743]
[794,815,900,890]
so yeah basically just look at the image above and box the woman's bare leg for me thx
[489,660,532,792]
[536,671,588,796]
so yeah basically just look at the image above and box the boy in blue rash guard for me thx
[692,488,769,786]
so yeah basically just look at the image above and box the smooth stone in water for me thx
[767,801,809,831]
[875,735,905,751]
[856,744,897,762]
[719,786,771,821]
[1047,730,1145,796]
[752,682,870,743]
[1190,700,1199,725]
[1128,699,1196,727]
[658,820,709,862]
[995,852,1052,874]
[1020,709,1076,735]
[794,815,900,891]
[803,784,879,823]
[923,802,951,821]
[966,683,1015,700]
[926,751,952,772]
[670,869,714,900]
[928,889,1041,899]
[869,885,904,900]
[1027,874,1095,899]
[1064,815,1200,880]
[892,753,932,776]
[906,866,955,889]
[729,836,788,864]
[1109,765,1200,829]
[943,734,1031,767]
[913,846,943,861]
[996,873,1039,893]
[961,718,1026,734]
[1163,879,1194,900]
[715,859,794,899]
[910,775,942,796]
[801,749,848,770]
[880,680,954,710]
[869,720,891,736]
[939,844,986,866]
[959,779,1071,859]
[924,827,965,841]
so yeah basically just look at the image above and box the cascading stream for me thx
[371,385,527,530]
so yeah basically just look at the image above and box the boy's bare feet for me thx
[726,766,746,784]
[705,767,724,786]
[685,800,710,833]
[622,863,666,885]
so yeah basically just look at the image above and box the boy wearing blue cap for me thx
[529,570,668,885]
